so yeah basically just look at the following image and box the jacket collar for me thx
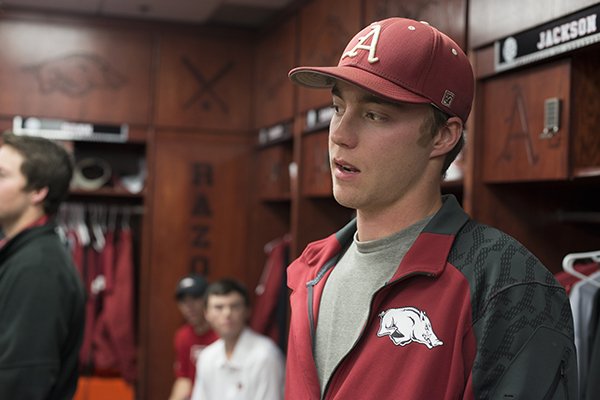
[304,195,469,282]
[0,221,56,263]
[0,215,49,249]
[388,195,470,280]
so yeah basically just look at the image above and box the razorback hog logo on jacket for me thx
[377,307,443,349]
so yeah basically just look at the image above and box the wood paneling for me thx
[296,0,362,112]
[154,31,253,131]
[0,18,153,124]
[480,60,571,182]
[257,143,293,200]
[571,50,600,175]
[254,17,297,128]
[363,0,467,50]
[301,130,332,197]
[473,45,496,79]
[469,0,599,49]
[141,130,252,400]
[468,180,600,274]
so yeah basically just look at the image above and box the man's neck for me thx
[2,209,47,240]
[223,329,244,360]
[356,188,442,242]
[192,321,210,335]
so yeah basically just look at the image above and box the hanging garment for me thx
[106,226,137,382]
[585,288,600,400]
[555,261,600,295]
[570,269,600,396]
[92,229,119,373]
[66,229,85,280]
[79,245,102,373]
[250,235,290,351]
[90,226,137,382]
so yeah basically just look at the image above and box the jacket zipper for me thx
[306,252,345,352]
[542,359,567,400]
[308,283,315,347]
[320,271,435,400]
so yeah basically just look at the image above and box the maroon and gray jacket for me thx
[285,195,577,400]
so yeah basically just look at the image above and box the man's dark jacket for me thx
[0,223,85,399]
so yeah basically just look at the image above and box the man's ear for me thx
[29,186,49,206]
[430,116,463,158]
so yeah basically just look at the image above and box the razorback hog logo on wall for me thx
[377,307,443,349]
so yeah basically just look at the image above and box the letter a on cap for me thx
[341,24,381,63]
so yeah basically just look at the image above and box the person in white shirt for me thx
[190,278,284,400]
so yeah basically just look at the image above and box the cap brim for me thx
[289,65,431,105]
[175,289,203,299]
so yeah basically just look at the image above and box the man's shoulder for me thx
[3,238,72,275]
[243,329,283,359]
[6,226,69,261]
[196,337,223,361]
[449,220,563,313]
[174,324,194,341]
[247,329,278,346]
[451,220,547,271]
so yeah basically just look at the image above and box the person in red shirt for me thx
[169,274,218,400]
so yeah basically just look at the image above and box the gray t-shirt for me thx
[314,216,432,396]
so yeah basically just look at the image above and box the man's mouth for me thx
[334,159,360,173]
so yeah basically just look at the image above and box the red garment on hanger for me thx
[90,227,137,382]
[92,229,119,373]
[250,235,290,346]
[80,245,101,372]
[107,227,137,382]
[67,229,85,283]
[555,261,600,294]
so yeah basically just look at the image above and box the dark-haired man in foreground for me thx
[284,17,578,400]
[0,132,85,399]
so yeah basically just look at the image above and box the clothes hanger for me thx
[73,204,90,247]
[120,206,131,230]
[90,204,106,252]
[108,205,118,233]
[55,204,69,244]
[562,250,600,288]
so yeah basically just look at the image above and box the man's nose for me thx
[329,112,358,149]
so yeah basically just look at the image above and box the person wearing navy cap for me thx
[169,274,218,400]
[284,17,578,400]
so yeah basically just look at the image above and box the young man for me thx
[285,18,578,399]
[169,274,218,400]
[190,278,284,400]
[0,132,85,399]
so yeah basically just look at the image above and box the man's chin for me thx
[333,191,360,210]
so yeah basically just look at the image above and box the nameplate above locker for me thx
[495,3,600,72]
[12,115,128,143]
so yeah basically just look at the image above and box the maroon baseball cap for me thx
[289,18,474,122]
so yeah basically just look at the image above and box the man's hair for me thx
[205,278,250,307]
[2,132,74,215]
[421,106,464,176]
